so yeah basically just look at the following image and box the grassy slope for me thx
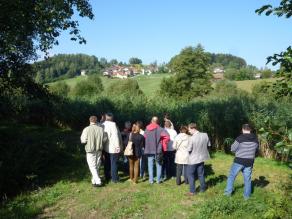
[48,75,277,97]
[0,149,290,219]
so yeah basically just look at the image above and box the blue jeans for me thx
[225,162,253,198]
[147,154,162,183]
[187,162,206,193]
[104,152,119,183]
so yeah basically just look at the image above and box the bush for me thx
[71,75,103,97]
[106,79,143,97]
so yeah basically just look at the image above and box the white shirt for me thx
[165,128,177,151]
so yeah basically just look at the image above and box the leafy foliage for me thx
[106,79,144,97]
[256,1,292,98]
[129,57,142,65]
[161,45,212,99]
[208,53,247,69]
[72,75,103,97]
[34,54,103,83]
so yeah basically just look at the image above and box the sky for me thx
[47,0,292,69]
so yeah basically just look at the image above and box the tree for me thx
[160,44,212,99]
[256,1,292,98]
[0,0,94,117]
[129,57,142,65]
[72,75,103,97]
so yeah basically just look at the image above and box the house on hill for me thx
[212,67,224,80]
[103,65,133,78]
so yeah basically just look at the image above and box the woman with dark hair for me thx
[135,121,147,179]
[173,126,190,185]
[127,124,145,183]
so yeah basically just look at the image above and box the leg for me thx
[128,156,134,180]
[242,166,253,199]
[140,153,145,178]
[197,162,206,192]
[155,155,162,183]
[176,164,183,185]
[224,162,243,195]
[110,153,119,182]
[183,165,188,184]
[103,151,111,182]
[170,151,176,178]
[161,153,167,180]
[134,157,140,183]
[147,155,154,183]
[86,152,101,185]
[187,164,196,193]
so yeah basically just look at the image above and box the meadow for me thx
[0,127,290,219]
[48,74,277,97]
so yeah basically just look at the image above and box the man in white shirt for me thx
[81,116,107,187]
[187,123,211,195]
[102,113,122,183]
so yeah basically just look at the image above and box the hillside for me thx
[48,74,277,96]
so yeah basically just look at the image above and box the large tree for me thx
[256,0,292,98]
[0,0,93,87]
[160,44,212,99]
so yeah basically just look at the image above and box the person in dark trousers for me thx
[102,113,122,183]
[136,121,147,179]
[173,126,190,185]
[224,124,259,199]
[187,123,211,196]
[127,124,145,184]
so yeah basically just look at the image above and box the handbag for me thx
[124,133,133,156]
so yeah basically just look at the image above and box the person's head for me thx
[151,116,159,124]
[105,112,114,121]
[100,113,106,123]
[242,123,251,133]
[180,126,189,134]
[132,123,140,133]
[164,113,170,121]
[164,120,171,128]
[135,121,144,130]
[188,123,198,134]
[89,116,97,124]
[124,121,131,130]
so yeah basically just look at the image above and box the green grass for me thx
[235,78,278,93]
[1,151,291,219]
[48,74,278,96]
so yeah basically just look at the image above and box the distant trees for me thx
[34,54,103,83]
[106,79,143,97]
[208,53,247,69]
[160,44,212,99]
[129,57,142,65]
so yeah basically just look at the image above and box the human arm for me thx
[230,140,240,153]
[80,127,88,144]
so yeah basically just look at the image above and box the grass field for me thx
[49,74,277,97]
[0,145,291,218]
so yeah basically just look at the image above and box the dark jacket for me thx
[130,132,145,158]
[144,123,170,155]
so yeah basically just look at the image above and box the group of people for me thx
[81,113,259,199]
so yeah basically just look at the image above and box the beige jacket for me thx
[173,133,190,164]
[81,123,107,153]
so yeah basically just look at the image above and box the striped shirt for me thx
[231,133,259,167]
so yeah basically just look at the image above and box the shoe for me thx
[92,183,103,187]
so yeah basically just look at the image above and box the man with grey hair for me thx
[224,124,259,199]
[81,116,107,187]
[187,123,211,195]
